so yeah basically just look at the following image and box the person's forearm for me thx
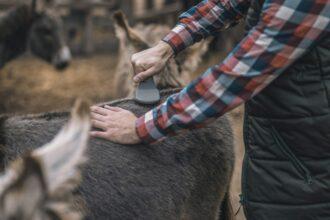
[163,0,250,54]
[155,41,174,61]
[130,0,250,82]
[136,0,330,144]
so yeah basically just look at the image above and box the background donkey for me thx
[0,99,90,220]
[113,11,211,98]
[0,90,234,220]
[0,0,71,70]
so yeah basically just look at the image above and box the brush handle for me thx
[134,77,160,105]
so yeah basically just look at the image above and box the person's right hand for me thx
[131,41,174,83]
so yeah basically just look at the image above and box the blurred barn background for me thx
[0,1,245,219]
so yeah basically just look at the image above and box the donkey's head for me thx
[0,100,90,220]
[28,0,71,70]
[112,11,210,98]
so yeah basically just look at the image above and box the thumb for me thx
[133,67,157,83]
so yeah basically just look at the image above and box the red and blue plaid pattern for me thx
[136,0,330,144]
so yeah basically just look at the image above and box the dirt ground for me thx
[0,53,246,220]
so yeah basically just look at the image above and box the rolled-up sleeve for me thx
[137,0,330,144]
[163,0,250,54]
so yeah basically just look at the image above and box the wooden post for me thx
[154,0,164,10]
[134,0,146,16]
[82,10,94,54]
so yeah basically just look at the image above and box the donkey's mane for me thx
[1,88,183,121]
[100,88,182,107]
[0,88,181,151]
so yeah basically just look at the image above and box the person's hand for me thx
[90,105,141,144]
[131,41,174,83]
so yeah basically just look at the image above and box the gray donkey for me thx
[0,90,234,220]
[0,0,71,70]
[0,100,90,220]
[0,12,235,220]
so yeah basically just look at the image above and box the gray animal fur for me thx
[0,89,234,220]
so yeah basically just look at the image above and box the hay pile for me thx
[0,54,117,114]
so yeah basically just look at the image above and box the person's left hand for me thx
[90,105,141,144]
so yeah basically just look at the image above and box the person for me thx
[90,0,330,219]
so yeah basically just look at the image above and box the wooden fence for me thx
[61,0,184,54]
[0,0,185,54]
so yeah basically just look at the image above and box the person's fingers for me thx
[131,53,139,66]
[91,112,106,121]
[90,131,108,139]
[104,105,122,112]
[90,106,109,116]
[133,67,156,83]
[91,120,107,130]
[131,57,146,76]
[133,81,139,87]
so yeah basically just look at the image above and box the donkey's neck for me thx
[0,4,32,40]
[0,114,8,167]
[0,4,33,68]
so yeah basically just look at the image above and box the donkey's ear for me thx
[113,10,149,51]
[0,99,90,219]
[32,99,91,195]
[0,157,46,218]
[31,0,55,14]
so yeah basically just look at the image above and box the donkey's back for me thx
[0,89,234,220]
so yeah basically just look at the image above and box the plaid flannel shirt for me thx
[136,0,330,144]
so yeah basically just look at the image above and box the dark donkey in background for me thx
[0,0,71,70]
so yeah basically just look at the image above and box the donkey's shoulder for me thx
[101,88,182,117]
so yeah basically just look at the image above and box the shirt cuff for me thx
[162,24,194,55]
[135,111,167,144]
